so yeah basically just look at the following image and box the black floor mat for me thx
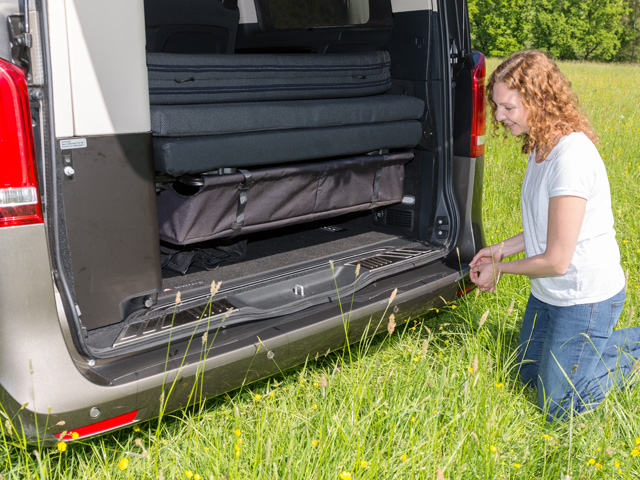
[161,214,401,291]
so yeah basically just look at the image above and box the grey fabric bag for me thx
[157,151,411,245]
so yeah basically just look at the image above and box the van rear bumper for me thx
[0,224,469,442]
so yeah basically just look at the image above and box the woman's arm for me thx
[471,195,586,292]
[470,232,525,267]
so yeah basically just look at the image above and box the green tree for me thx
[469,0,632,61]
[615,0,640,61]
[468,0,530,57]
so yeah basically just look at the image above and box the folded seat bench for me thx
[150,51,425,244]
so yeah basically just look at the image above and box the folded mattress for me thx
[147,51,392,104]
[157,151,412,244]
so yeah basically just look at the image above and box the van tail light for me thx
[0,58,43,227]
[54,410,139,441]
[469,51,486,158]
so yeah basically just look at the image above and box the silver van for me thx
[0,0,485,442]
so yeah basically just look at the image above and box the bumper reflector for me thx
[54,410,139,440]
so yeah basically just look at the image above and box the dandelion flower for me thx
[185,471,194,478]
[514,463,521,469]
[118,458,129,471]
[631,448,639,457]
[313,404,318,410]
[587,458,596,465]
[489,445,497,453]
[360,460,370,469]
[636,437,640,446]
[313,382,319,388]
[339,471,352,480]
[614,460,620,468]
[254,394,262,401]
[468,367,474,373]
[194,475,202,480]
[312,440,319,447]
[56,442,67,453]
[234,429,242,436]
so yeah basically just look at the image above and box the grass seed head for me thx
[388,288,397,304]
[478,309,490,328]
[387,314,396,335]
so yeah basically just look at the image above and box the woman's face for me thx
[492,82,529,136]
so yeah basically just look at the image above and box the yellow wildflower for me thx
[495,383,504,389]
[360,460,370,469]
[56,442,67,453]
[185,470,194,478]
[636,437,640,445]
[313,404,318,410]
[631,448,639,457]
[234,429,241,436]
[614,460,620,468]
[312,439,319,447]
[514,463,521,469]
[339,472,352,480]
[118,458,129,471]
[313,382,319,388]
[194,475,202,480]
[401,453,408,462]
[595,463,603,470]
[254,394,262,401]
[541,434,551,441]
[587,458,596,465]
[71,432,80,440]
[489,445,497,453]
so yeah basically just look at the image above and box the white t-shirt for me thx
[520,132,625,306]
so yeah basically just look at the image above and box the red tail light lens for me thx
[470,52,486,158]
[0,58,43,227]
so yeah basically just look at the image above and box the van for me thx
[0,0,485,441]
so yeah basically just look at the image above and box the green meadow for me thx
[2,60,640,479]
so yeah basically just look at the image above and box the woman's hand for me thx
[470,262,502,293]
[470,243,506,268]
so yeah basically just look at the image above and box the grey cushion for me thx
[153,120,423,176]
[150,95,425,137]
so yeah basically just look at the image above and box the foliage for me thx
[469,0,635,61]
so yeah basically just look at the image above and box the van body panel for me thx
[62,0,150,136]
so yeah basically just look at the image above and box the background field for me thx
[2,59,640,479]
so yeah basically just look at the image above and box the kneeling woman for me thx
[470,50,640,421]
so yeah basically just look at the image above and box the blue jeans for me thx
[517,289,640,421]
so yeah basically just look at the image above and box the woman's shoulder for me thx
[549,132,600,163]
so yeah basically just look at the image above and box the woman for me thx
[470,50,640,421]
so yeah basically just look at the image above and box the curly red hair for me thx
[487,50,598,161]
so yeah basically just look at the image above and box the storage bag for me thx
[157,151,411,245]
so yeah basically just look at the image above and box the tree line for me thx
[468,0,640,62]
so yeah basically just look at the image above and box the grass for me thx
[2,59,640,479]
